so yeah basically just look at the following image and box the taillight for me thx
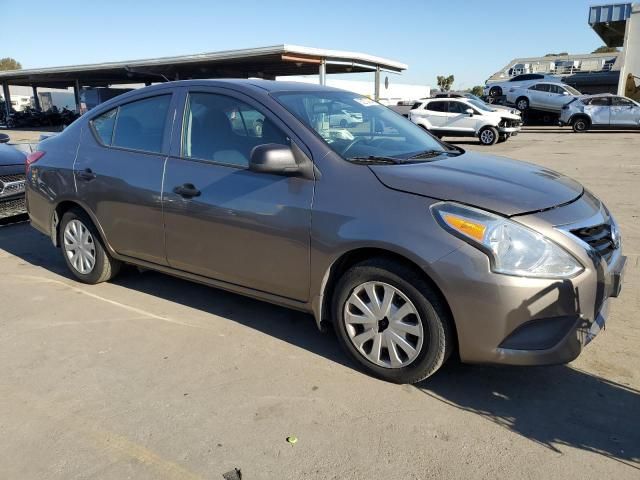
[26,151,45,173]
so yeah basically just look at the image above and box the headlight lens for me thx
[432,202,583,278]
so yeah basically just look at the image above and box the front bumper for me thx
[0,195,26,219]
[428,194,625,366]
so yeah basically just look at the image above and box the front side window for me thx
[612,97,634,107]
[274,91,449,161]
[112,95,171,153]
[182,93,289,167]
[587,97,610,106]
[91,108,117,145]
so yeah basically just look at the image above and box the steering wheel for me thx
[341,136,367,157]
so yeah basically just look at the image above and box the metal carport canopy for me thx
[0,44,407,88]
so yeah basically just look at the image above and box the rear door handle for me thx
[77,168,96,181]
[173,183,201,198]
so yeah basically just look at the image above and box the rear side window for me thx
[587,97,610,106]
[112,95,171,153]
[426,101,447,112]
[182,92,289,167]
[91,109,117,145]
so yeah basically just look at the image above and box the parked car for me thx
[329,108,364,127]
[26,80,626,384]
[433,91,521,116]
[408,98,522,145]
[506,82,582,112]
[483,74,560,98]
[0,136,27,220]
[559,94,640,132]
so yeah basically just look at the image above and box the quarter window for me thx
[182,93,289,167]
[91,108,117,145]
[112,95,171,153]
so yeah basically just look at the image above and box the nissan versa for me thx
[25,80,626,384]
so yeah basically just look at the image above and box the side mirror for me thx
[0,133,9,144]
[249,143,299,175]
[562,91,570,96]
[465,108,474,116]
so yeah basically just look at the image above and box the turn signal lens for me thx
[442,214,486,242]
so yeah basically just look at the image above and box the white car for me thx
[408,98,522,145]
[483,73,560,98]
[329,109,363,127]
[559,94,640,132]
[506,82,581,113]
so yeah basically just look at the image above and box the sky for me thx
[1,0,608,89]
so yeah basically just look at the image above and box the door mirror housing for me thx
[249,143,299,175]
[465,108,474,116]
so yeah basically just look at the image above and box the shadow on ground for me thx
[2,222,639,468]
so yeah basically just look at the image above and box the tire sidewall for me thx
[332,262,449,383]
[479,126,498,145]
[516,97,529,111]
[572,117,588,132]
[60,210,109,284]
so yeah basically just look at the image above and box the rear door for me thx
[76,90,177,265]
[162,87,314,301]
[527,83,550,109]
[422,101,448,129]
[610,97,640,126]
[583,97,611,125]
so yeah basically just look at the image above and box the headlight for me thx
[432,202,584,278]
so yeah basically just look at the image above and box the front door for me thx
[442,101,477,133]
[610,97,640,127]
[162,89,314,301]
[75,92,176,265]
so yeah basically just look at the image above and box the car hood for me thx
[369,152,583,216]
[0,144,26,167]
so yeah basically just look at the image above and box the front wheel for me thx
[332,258,453,384]
[60,209,121,284]
[478,126,499,145]
[515,97,530,111]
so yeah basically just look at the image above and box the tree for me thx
[592,46,618,54]
[469,85,484,97]
[436,75,454,92]
[0,57,21,71]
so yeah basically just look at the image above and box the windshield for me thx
[273,91,449,161]
[464,93,482,102]
[466,99,495,112]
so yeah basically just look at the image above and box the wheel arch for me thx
[569,113,591,127]
[52,199,112,254]
[315,247,459,351]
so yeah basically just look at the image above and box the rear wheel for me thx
[332,258,453,384]
[572,116,590,133]
[60,209,121,284]
[478,126,499,145]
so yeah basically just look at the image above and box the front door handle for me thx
[77,168,96,181]
[173,183,201,198]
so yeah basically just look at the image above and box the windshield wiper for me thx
[407,149,452,160]
[348,156,401,165]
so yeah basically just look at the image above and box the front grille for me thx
[571,223,616,263]
[0,197,26,219]
[0,173,26,199]
[499,119,522,128]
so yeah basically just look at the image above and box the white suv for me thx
[408,98,522,145]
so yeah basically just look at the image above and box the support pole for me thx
[32,85,41,111]
[73,80,81,113]
[374,66,381,101]
[2,82,11,118]
[319,59,326,86]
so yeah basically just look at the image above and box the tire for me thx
[478,126,499,145]
[332,258,453,384]
[515,97,529,111]
[489,86,502,97]
[572,116,590,133]
[498,134,508,143]
[60,208,121,284]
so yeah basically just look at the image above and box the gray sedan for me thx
[560,94,640,132]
